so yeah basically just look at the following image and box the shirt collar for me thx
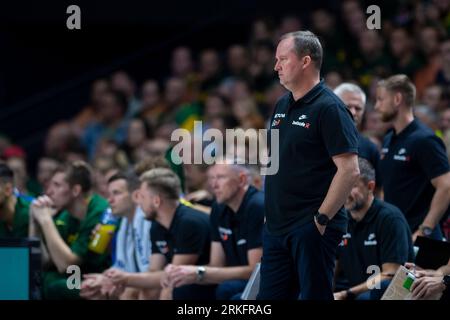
[393,118,418,139]
[288,79,325,106]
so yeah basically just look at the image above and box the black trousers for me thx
[257,220,344,300]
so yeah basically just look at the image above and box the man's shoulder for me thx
[373,199,408,226]
[178,204,210,227]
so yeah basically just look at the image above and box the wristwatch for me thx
[196,266,206,282]
[418,225,434,237]
[315,212,330,226]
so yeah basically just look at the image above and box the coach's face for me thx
[208,164,241,205]
[339,91,365,127]
[375,86,397,123]
[345,178,370,213]
[274,37,304,91]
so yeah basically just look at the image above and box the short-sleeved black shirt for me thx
[264,80,359,235]
[210,186,264,267]
[150,204,210,265]
[380,119,450,231]
[337,198,414,287]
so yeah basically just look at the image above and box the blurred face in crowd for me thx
[227,45,248,74]
[165,77,186,107]
[45,122,72,155]
[200,50,221,78]
[7,157,27,191]
[279,16,302,35]
[37,157,59,192]
[441,40,450,66]
[171,47,193,77]
[440,109,450,131]
[107,178,133,217]
[205,95,227,119]
[390,29,411,58]
[423,85,443,111]
[345,178,373,213]
[99,93,124,123]
[312,9,334,34]
[419,27,440,56]
[375,86,398,122]
[274,37,304,91]
[47,172,73,210]
[0,180,13,211]
[139,182,160,221]
[325,72,343,90]
[184,164,208,192]
[90,79,110,107]
[338,91,365,126]
[208,164,244,205]
[141,80,160,108]
[359,30,383,57]
[111,71,135,98]
[127,119,147,148]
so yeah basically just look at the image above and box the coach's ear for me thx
[367,180,376,193]
[301,55,312,70]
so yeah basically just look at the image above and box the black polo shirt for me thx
[380,119,450,231]
[150,204,210,265]
[210,186,264,267]
[358,133,382,187]
[264,80,359,235]
[337,198,414,287]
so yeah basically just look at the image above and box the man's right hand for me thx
[333,290,347,300]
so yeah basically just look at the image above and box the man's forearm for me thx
[348,274,391,297]
[200,265,254,285]
[126,271,164,289]
[40,218,79,273]
[422,186,450,229]
[319,169,358,218]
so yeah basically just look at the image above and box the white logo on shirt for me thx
[237,239,247,246]
[364,233,377,246]
[298,114,308,120]
[393,147,410,162]
[274,113,286,119]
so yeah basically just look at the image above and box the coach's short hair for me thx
[280,30,323,70]
[378,74,416,107]
[54,161,93,193]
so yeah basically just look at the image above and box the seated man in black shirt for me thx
[334,158,414,300]
[165,160,264,300]
[106,168,211,300]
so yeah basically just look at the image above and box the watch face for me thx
[317,214,328,225]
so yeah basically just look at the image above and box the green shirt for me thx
[0,196,31,238]
[53,193,112,273]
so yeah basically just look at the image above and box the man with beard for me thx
[334,158,414,300]
[105,168,211,300]
[375,75,450,241]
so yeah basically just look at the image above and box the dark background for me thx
[0,0,388,167]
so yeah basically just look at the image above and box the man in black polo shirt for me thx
[375,74,450,241]
[106,168,211,300]
[334,83,382,190]
[165,160,264,300]
[257,31,360,300]
[334,158,414,300]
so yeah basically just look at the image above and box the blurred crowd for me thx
[0,0,450,300]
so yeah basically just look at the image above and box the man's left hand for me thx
[167,265,197,288]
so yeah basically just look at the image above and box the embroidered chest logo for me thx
[219,227,233,241]
[156,240,169,254]
[272,113,285,127]
[393,147,410,162]
[364,233,377,246]
[292,114,311,129]
[339,233,352,247]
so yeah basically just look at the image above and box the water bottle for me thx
[88,208,118,254]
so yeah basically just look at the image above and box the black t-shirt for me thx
[210,186,264,267]
[150,204,210,265]
[337,198,414,287]
[264,80,359,235]
[358,133,382,187]
[380,119,450,231]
